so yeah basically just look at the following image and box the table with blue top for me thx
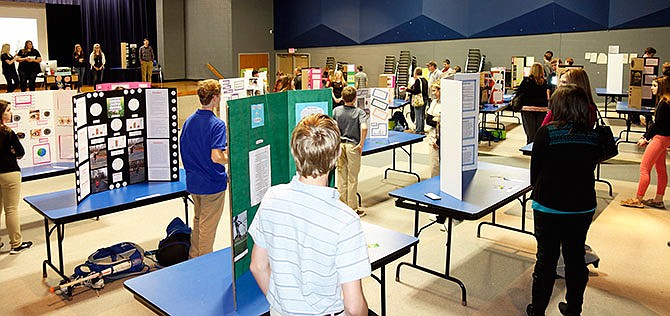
[21,161,75,182]
[23,169,190,284]
[519,142,616,196]
[363,131,425,182]
[596,88,627,117]
[499,94,521,123]
[389,162,532,306]
[124,222,418,316]
[615,101,654,146]
[480,103,509,145]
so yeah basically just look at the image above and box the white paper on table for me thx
[590,53,597,63]
[249,145,271,206]
[597,53,608,64]
[608,45,619,54]
[584,52,591,60]
[146,89,169,138]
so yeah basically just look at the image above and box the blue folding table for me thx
[23,169,190,284]
[363,131,425,182]
[615,101,655,147]
[389,162,532,305]
[21,162,75,182]
[124,222,418,316]
[596,88,627,117]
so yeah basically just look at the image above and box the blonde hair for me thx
[0,99,11,133]
[74,44,82,53]
[1,44,10,55]
[342,86,357,103]
[290,114,341,178]
[197,79,221,106]
[530,63,545,85]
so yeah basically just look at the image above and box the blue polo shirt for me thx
[180,109,228,194]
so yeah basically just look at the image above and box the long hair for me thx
[0,99,11,134]
[549,84,591,131]
[93,43,101,56]
[561,69,595,105]
[73,44,82,54]
[654,76,670,105]
[1,44,10,55]
[530,63,545,85]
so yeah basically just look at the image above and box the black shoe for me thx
[10,241,33,255]
[558,302,581,316]
[526,304,542,316]
[667,241,670,247]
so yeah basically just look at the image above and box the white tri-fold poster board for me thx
[0,90,76,168]
[72,88,180,203]
[356,87,392,138]
[440,73,480,200]
[607,53,624,93]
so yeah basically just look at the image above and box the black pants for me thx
[521,111,546,144]
[19,70,37,91]
[92,68,104,85]
[531,210,593,315]
[4,71,19,92]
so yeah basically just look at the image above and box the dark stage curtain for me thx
[80,0,157,69]
[10,0,80,4]
[46,4,82,67]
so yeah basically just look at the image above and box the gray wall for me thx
[156,0,186,80]
[294,27,670,100]
[184,0,233,79]
[231,0,274,75]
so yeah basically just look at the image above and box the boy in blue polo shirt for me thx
[249,114,370,316]
[180,79,228,258]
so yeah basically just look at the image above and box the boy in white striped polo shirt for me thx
[249,113,371,316]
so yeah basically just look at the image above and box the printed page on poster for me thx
[249,145,271,206]
[146,89,169,138]
[147,139,171,180]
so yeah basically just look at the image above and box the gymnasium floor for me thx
[0,85,668,315]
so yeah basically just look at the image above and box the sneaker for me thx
[641,199,666,209]
[10,241,33,255]
[355,209,366,217]
[620,198,644,208]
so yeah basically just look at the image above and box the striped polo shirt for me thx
[248,175,371,315]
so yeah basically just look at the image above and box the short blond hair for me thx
[342,86,357,103]
[291,114,341,178]
[197,79,221,106]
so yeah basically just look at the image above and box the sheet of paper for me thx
[589,53,597,63]
[146,89,169,138]
[75,97,87,129]
[622,54,629,64]
[76,127,89,162]
[629,53,638,63]
[584,52,591,60]
[59,135,74,160]
[249,145,271,206]
[78,162,90,201]
[147,139,170,168]
[597,53,608,64]
[608,45,619,54]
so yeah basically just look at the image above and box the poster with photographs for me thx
[0,90,76,168]
[232,210,249,262]
[356,88,392,138]
[72,88,179,203]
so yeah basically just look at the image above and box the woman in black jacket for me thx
[72,44,86,91]
[527,85,603,316]
[405,68,429,134]
[518,63,550,144]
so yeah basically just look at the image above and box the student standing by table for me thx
[527,85,603,316]
[0,100,33,254]
[180,79,229,258]
[1,44,19,92]
[621,76,670,209]
[16,40,41,92]
[249,113,370,316]
[139,38,154,83]
[518,63,549,144]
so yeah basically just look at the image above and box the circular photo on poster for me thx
[43,128,52,136]
[110,118,123,131]
[115,183,121,189]
[128,98,140,111]
[13,114,20,122]
[122,181,127,187]
[43,111,51,118]
[16,132,25,139]
[109,184,114,190]
[171,90,176,96]
[112,158,124,171]
[90,103,103,116]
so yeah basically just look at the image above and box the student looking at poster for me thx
[180,79,228,258]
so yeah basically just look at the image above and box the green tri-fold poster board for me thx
[226,89,332,306]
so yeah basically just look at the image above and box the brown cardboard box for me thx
[628,58,644,108]
[378,74,395,88]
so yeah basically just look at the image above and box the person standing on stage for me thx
[16,40,41,92]
[89,43,106,85]
[139,38,154,83]
[72,44,87,91]
[180,79,228,258]
[0,100,33,254]
[1,44,19,92]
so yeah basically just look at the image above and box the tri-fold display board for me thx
[71,88,180,203]
[226,89,332,306]
[1,90,76,168]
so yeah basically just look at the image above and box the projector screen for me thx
[1,2,48,86]
[0,17,39,54]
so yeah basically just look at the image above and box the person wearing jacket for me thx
[405,68,429,134]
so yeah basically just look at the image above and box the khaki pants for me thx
[189,190,226,258]
[336,142,361,210]
[0,172,22,248]
[141,61,153,83]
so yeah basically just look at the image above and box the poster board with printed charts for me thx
[356,88,392,138]
[226,89,332,308]
[1,90,76,168]
[440,73,480,200]
[71,88,179,203]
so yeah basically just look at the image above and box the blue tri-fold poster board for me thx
[71,88,180,203]
[226,89,332,307]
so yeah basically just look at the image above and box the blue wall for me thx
[274,0,670,49]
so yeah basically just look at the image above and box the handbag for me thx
[510,93,523,111]
[411,79,425,107]
[594,111,618,162]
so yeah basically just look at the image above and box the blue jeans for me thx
[413,105,426,133]
[75,66,86,89]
